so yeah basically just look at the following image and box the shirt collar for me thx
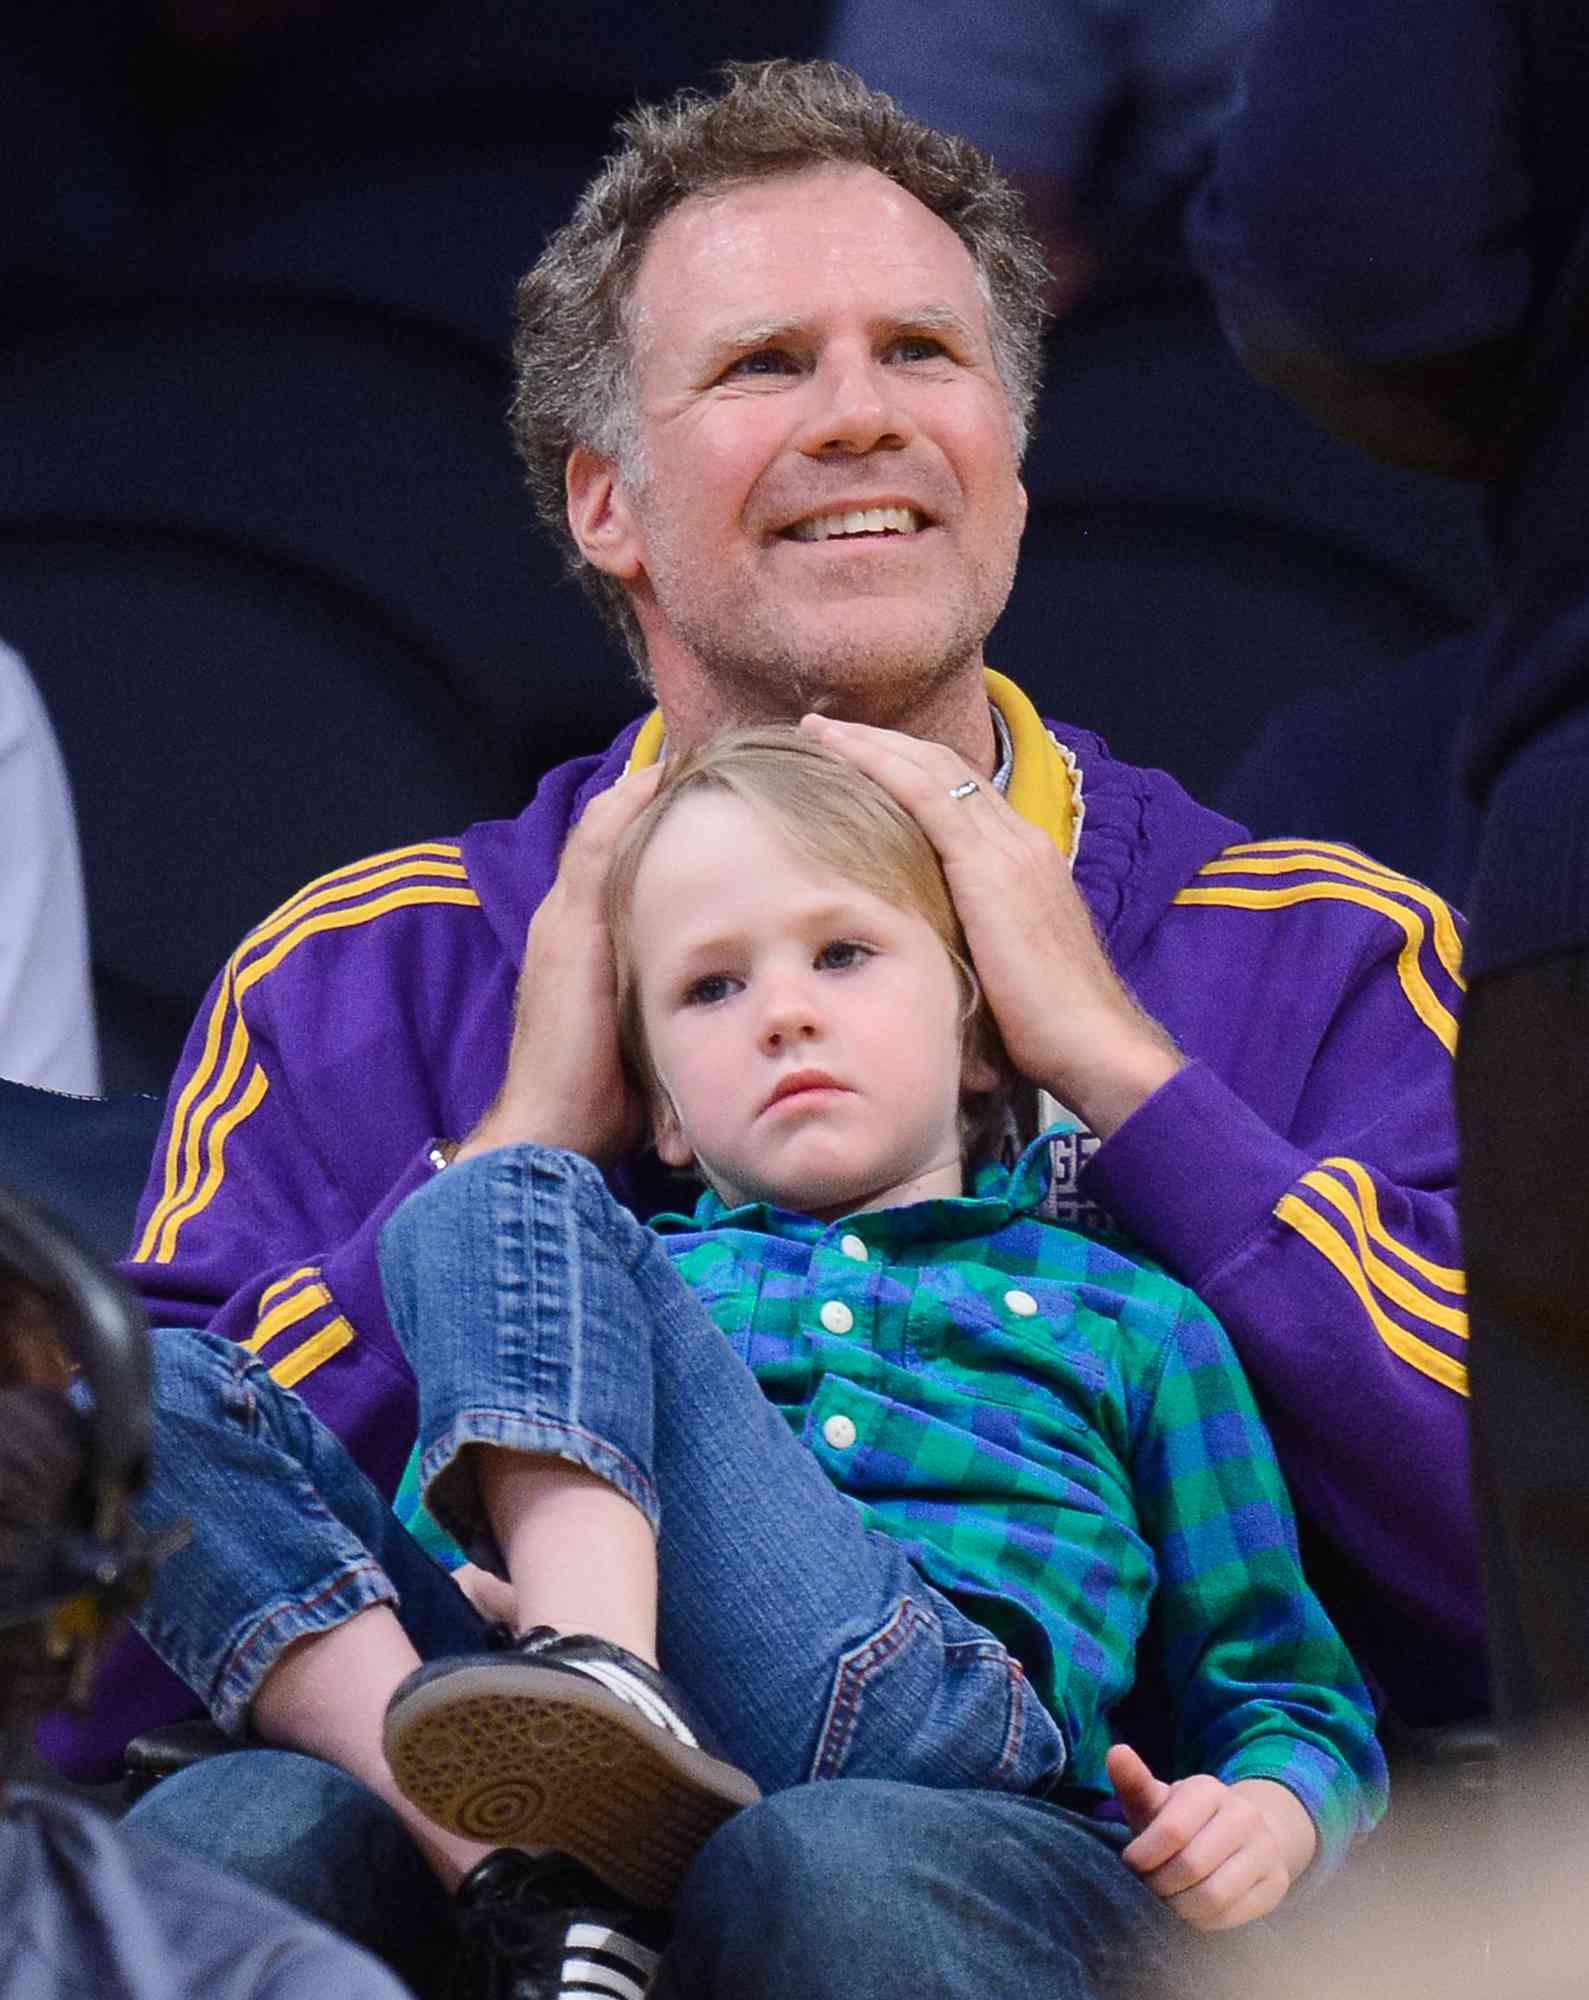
[623,669,1081,863]
[651,1125,1068,1246]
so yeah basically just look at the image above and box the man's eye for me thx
[815,940,871,971]
[725,349,796,379]
[683,973,737,1006]
[890,335,950,363]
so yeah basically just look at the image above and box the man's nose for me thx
[795,351,911,457]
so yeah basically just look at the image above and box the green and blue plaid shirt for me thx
[395,1133,1386,1869]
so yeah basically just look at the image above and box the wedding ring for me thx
[947,777,980,800]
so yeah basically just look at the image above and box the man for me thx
[56,59,1472,1998]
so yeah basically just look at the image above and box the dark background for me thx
[0,2,1490,1092]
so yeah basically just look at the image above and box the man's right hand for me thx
[456,762,664,1168]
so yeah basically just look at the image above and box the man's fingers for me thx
[1105,1743,1173,1836]
[799,712,1009,843]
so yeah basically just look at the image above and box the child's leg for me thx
[127,1328,497,1886]
[473,1451,659,1662]
[379,1147,1067,1803]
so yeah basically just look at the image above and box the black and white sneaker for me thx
[452,1849,666,2000]
[385,1628,759,1908]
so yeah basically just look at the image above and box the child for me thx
[118,728,1384,1998]
[380,730,1386,1936]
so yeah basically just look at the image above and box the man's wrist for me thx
[1042,1020,1184,1140]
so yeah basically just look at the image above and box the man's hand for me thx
[799,714,1182,1137]
[1106,1743,1317,1931]
[457,762,664,1167]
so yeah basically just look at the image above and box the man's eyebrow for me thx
[706,303,981,356]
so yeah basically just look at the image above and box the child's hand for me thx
[452,1561,517,1627]
[1105,1742,1317,1931]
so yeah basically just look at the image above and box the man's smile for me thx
[782,505,927,543]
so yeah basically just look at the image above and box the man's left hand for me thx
[800,714,1182,1136]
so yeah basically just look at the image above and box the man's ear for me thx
[650,1085,694,1169]
[566,446,643,581]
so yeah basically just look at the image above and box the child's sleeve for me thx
[391,1438,470,1570]
[1128,1294,1390,1875]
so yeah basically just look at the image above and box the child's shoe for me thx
[385,1627,759,1908]
[452,1848,666,2000]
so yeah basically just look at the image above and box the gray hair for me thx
[509,58,1051,672]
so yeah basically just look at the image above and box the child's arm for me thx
[1125,1293,1388,1879]
[1106,1742,1316,1930]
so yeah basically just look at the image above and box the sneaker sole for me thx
[383,1661,760,1909]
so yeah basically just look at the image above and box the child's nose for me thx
[758,979,820,1050]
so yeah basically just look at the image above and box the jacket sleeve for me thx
[1185,0,1533,474]
[121,840,503,1493]
[1130,1294,1388,1877]
[1086,841,1481,1718]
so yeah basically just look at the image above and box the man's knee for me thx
[123,1748,456,1989]
[661,1781,1169,2000]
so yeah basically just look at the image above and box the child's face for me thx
[628,790,992,1219]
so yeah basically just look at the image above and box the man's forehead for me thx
[627,164,987,345]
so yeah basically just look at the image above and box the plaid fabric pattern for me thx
[394,1134,1386,1868]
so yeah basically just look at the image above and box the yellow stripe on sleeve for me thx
[1274,1193,1468,1396]
[153,1064,270,1261]
[1173,880,1460,1054]
[136,958,240,1263]
[257,1265,320,1314]
[267,842,466,928]
[135,871,481,1265]
[269,1316,356,1389]
[1320,1156,1465,1295]
[243,1276,329,1355]
[1298,1169,1467,1338]
[1204,844,1465,991]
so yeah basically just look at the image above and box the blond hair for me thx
[605,726,1009,1166]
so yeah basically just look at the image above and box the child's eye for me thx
[682,972,739,1006]
[815,940,872,972]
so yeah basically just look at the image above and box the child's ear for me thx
[650,1087,694,1169]
[959,1049,1001,1097]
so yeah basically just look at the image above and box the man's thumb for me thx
[1106,1742,1172,1833]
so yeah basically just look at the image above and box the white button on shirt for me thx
[1004,1289,1039,1317]
[821,1413,858,1450]
[819,1299,855,1335]
[839,1233,869,1262]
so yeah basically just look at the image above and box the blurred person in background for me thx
[0,641,98,1094]
[821,0,1269,313]
[0,1191,407,1999]
[1190,0,1589,1788]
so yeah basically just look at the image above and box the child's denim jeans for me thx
[127,1144,1066,1800]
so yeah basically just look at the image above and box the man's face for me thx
[630,790,979,1219]
[574,166,1028,733]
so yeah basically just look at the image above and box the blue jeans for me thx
[126,1755,1218,1999]
[123,1148,1205,1993]
[126,1145,1062,1793]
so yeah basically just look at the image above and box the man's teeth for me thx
[787,505,921,542]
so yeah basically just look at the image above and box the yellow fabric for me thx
[625,668,1080,857]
